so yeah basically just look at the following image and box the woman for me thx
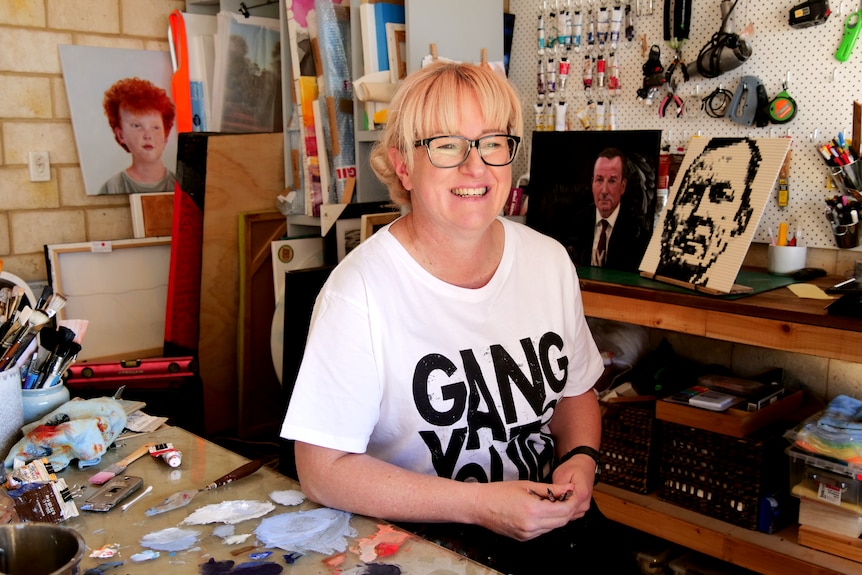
[281,62,635,573]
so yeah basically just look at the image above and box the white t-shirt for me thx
[281,217,603,483]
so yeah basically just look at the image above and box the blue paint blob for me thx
[248,552,272,560]
[283,552,302,564]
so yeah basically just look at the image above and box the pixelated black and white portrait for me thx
[640,137,791,294]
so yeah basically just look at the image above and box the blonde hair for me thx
[369,62,523,207]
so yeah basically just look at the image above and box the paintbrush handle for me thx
[203,459,263,491]
[115,443,155,469]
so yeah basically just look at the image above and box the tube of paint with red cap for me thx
[149,443,182,468]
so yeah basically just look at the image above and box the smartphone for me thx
[81,475,143,512]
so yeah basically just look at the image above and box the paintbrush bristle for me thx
[43,293,67,318]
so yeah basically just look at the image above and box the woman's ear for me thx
[389,146,413,191]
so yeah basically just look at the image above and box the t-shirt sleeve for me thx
[279,274,383,454]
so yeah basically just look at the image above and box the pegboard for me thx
[506,0,862,250]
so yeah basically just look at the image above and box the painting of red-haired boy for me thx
[60,45,177,197]
[100,77,177,195]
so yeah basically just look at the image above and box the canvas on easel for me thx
[639,137,792,295]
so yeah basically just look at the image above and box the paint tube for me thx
[556,8,567,46]
[595,101,606,131]
[545,103,556,132]
[546,58,556,95]
[538,12,546,54]
[555,101,568,131]
[586,10,595,49]
[583,55,593,92]
[564,8,573,46]
[537,59,545,96]
[597,7,609,48]
[610,5,623,49]
[576,100,593,130]
[534,101,545,131]
[596,54,606,89]
[573,10,583,51]
[149,443,182,468]
[608,100,617,131]
[608,52,620,94]
[625,4,635,43]
[559,56,570,91]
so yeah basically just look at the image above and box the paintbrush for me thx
[144,459,264,516]
[88,443,154,485]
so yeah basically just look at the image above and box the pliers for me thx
[659,79,684,118]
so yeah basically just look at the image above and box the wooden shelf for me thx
[580,272,862,363]
[582,271,862,573]
[594,484,859,575]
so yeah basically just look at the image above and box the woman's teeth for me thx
[451,187,487,197]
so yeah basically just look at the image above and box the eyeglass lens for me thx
[425,135,517,167]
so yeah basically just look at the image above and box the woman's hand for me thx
[470,479,589,541]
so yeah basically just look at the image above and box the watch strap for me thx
[558,446,601,485]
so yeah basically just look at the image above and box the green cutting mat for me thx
[577,267,798,300]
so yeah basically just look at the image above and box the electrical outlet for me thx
[28,151,50,182]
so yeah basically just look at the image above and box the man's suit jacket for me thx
[566,205,650,272]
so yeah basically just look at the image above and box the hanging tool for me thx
[836,8,862,62]
[768,82,798,124]
[688,0,752,78]
[664,0,693,48]
[144,459,263,516]
[636,44,666,102]
[659,79,685,118]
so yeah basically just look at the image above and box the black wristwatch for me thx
[558,445,601,485]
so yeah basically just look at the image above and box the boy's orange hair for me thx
[103,77,176,151]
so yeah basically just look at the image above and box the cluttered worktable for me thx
[59,426,501,574]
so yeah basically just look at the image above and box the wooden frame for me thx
[45,237,171,361]
[321,201,399,264]
[360,211,400,242]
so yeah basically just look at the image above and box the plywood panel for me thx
[198,132,285,434]
[580,292,706,335]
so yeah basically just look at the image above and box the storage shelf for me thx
[582,270,862,573]
[580,272,862,363]
[594,484,858,575]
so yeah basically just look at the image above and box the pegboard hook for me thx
[784,71,791,89]
[833,67,840,82]
[810,128,819,142]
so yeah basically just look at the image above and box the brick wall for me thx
[0,0,184,282]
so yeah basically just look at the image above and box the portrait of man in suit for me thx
[570,148,652,270]
[525,131,662,274]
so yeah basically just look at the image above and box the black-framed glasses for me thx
[413,134,521,168]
